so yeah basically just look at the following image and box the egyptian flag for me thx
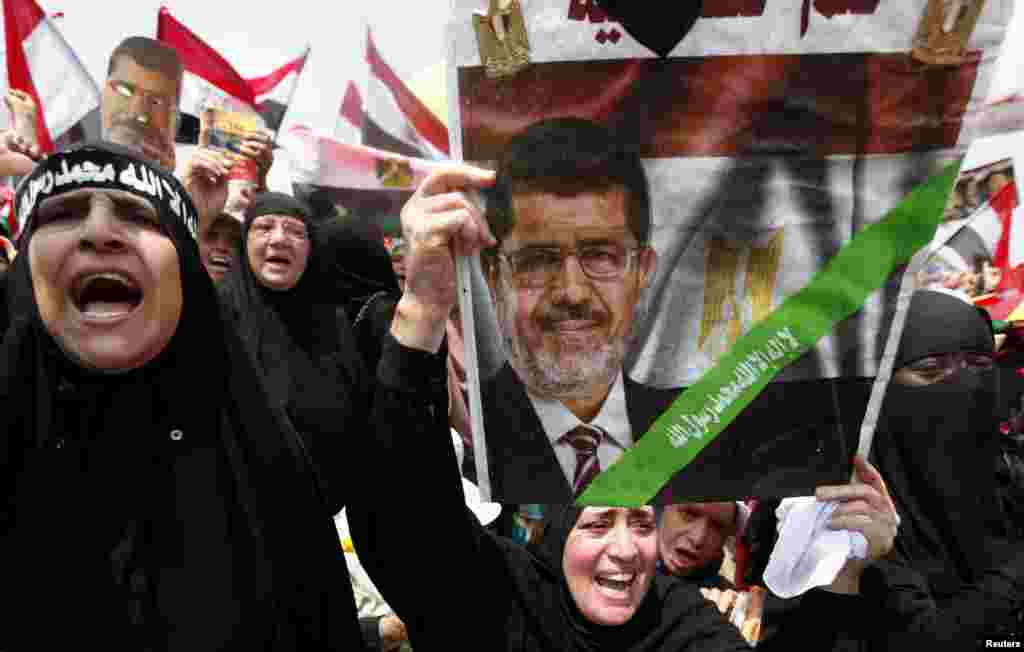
[289,122,445,233]
[290,81,408,229]
[156,6,307,143]
[363,30,449,160]
[248,52,307,140]
[290,61,447,231]
[335,80,364,145]
[1,0,100,154]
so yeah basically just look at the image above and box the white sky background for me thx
[22,0,1024,189]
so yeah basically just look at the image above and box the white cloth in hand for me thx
[763,497,868,599]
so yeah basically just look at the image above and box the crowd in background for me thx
[0,34,1021,652]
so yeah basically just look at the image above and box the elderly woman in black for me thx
[0,143,450,651]
[217,192,374,506]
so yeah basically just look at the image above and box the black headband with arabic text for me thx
[14,141,199,245]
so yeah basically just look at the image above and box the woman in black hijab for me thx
[0,143,424,651]
[862,289,1024,645]
[219,192,368,506]
[523,504,749,650]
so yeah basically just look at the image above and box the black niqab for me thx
[871,289,1006,591]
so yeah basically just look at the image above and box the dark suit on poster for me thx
[472,362,872,504]
[476,363,679,503]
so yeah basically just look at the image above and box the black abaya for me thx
[218,193,368,511]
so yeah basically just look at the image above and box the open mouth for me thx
[671,547,701,569]
[209,254,232,272]
[551,319,601,331]
[595,573,636,593]
[72,272,143,318]
[266,255,291,266]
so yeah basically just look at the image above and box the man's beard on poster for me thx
[501,291,643,401]
[104,113,167,157]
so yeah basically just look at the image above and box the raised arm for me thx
[346,165,501,649]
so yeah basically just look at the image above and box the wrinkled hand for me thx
[0,132,39,177]
[1,130,41,161]
[238,129,274,187]
[3,90,41,161]
[392,165,496,352]
[224,183,256,219]
[380,614,408,652]
[183,147,233,221]
[816,454,900,592]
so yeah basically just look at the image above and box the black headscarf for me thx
[219,192,367,507]
[316,219,400,315]
[314,219,402,372]
[0,143,362,650]
[502,504,746,651]
[871,289,1007,592]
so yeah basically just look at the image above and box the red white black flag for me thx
[362,29,449,160]
[2,0,100,154]
[156,6,307,144]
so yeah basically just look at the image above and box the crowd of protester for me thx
[0,35,1021,651]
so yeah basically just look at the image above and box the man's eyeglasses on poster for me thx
[108,79,174,113]
[498,243,642,289]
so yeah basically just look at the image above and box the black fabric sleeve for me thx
[859,552,1024,647]
[346,332,489,650]
[758,589,878,652]
[359,616,383,651]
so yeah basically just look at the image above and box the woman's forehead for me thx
[251,213,307,226]
[37,187,157,215]
[577,506,655,522]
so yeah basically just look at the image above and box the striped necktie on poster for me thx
[561,425,604,498]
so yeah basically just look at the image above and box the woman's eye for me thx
[630,515,657,530]
[39,210,75,225]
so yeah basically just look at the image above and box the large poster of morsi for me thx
[447,0,1015,504]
